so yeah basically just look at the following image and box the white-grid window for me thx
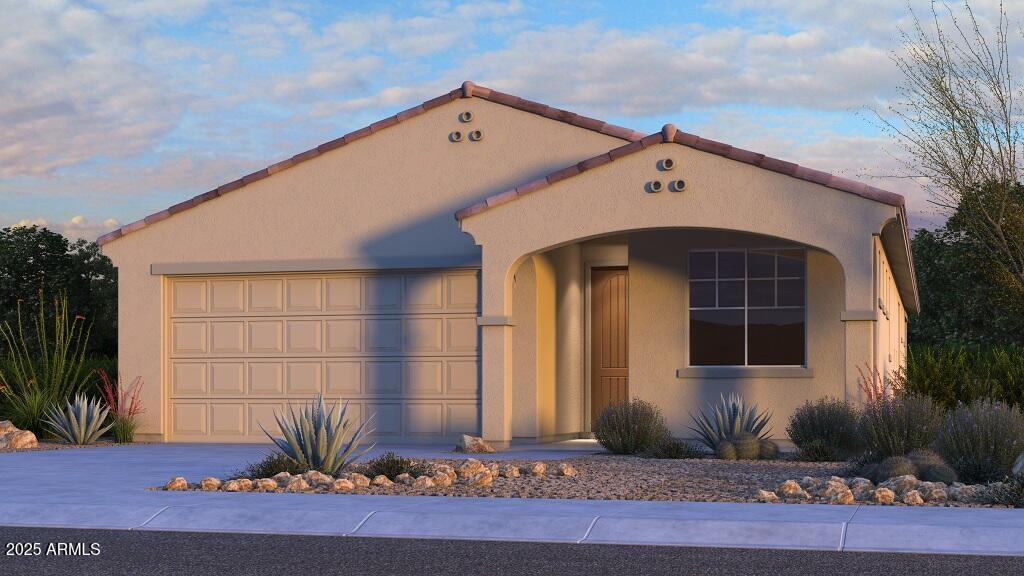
[689,249,807,366]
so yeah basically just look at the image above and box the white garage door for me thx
[166,270,480,442]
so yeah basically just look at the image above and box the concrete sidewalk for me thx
[2,443,1023,556]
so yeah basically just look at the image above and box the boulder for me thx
[349,473,371,488]
[285,477,310,493]
[455,434,496,454]
[272,472,293,487]
[526,462,547,476]
[872,487,896,504]
[395,473,414,485]
[164,477,188,491]
[433,464,457,480]
[331,479,356,492]
[303,471,334,487]
[849,478,875,500]
[922,486,948,503]
[456,458,485,479]
[0,421,38,450]
[432,473,453,487]
[880,475,918,496]
[799,476,823,491]
[465,470,494,487]
[222,479,244,492]
[818,479,850,499]
[902,489,925,505]
[499,464,520,478]
[776,480,805,497]
[200,477,222,491]
[557,463,578,477]
[371,475,393,487]
[254,478,278,492]
[412,475,435,489]
[828,489,855,505]
[756,489,780,503]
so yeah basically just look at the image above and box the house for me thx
[99,82,917,446]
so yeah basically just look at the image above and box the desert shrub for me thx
[992,473,1024,508]
[933,400,1024,483]
[261,394,375,475]
[233,452,309,479]
[907,449,958,483]
[96,369,143,444]
[644,436,704,459]
[715,440,738,460]
[859,393,944,461]
[689,393,772,452]
[44,394,112,445]
[787,398,862,461]
[359,451,430,479]
[0,293,93,435]
[593,399,669,455]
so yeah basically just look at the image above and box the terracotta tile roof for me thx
[97,81,645,246]
[455,123,905,221]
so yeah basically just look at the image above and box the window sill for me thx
[675,366,814,379]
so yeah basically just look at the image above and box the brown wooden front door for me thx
[591,267,629,423]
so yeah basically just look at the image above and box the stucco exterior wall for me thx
[628,230,846,438]
[101,97,624,439]
[876,236,908,381]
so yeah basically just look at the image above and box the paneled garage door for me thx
[166,270,480,442]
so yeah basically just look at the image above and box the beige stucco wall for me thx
[875,235,908,382]
[628,230,845,437]
[101,97,624,439]
[461,140,907,443]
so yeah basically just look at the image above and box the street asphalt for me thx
[2,526,1023,576]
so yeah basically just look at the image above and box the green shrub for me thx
[593,399,669,455]
[644,436,704,459]
[898,345,1024,409]
[689,393,772,452]
[859,393,944,461]
[261,394,375,475]
[787,398,861,461]
[907,449,958,483]
[0,293,93,435]
[732,432,761,460]
[234,452,309,479]
[359,451,430,479]
[933,400,1024,483]
[758,438,780,460]
[44,394,112,445]
[716,440,738,460]
[860,456,916,483]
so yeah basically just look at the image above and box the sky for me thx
[0,0,1013,240]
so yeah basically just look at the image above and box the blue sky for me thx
[1,0,1001,239]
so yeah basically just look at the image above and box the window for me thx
[689,249,806,366]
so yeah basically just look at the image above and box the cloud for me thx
[12,216,121,241]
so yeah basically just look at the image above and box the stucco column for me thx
[842,319,875,403]
[478,251,516,448]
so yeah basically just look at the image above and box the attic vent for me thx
[669,179,686,192]
[449,131,464,142]
[658,158,675,171]
[468,130,483,141]
[458,111,474,123]
[647,180,663,193]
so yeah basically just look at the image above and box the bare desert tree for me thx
[880,2,1024,294]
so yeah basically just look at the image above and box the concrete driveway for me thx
[2,442,1023,556]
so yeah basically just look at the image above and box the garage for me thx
[166,269,481,442]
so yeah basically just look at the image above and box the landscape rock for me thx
[285,477,310,493]
[0,421,13,434]
[828,489,855,505]
[880,475,919,496]
[272,472,293,486]
[465,470,493,487]
[776,480,805,497]
[371,475,393,487]
[799,476,823,491]
[850,478,875,500]
[412,475,435,489]
[0,422,38,450]
[303,471,334,487]
[456,459,485,479]
[200,477,222,491]
[432,464,457,480]
[922,486,948,503]
[756,489,779,503]
[526,462,546,476]
[558,463,578,477]
[395,473,414,485]
[499,464,520,478]
[432,473,453,487]
[254,478,278,491]
[164,477,188,491]
[349,473,371,488]
[872,487,896,504]
[455,434,496,453]
[331,479,355,492]
[818,479,850,499]
[902,489,925,505]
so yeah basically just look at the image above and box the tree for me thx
[0,226,117,356]
[881,2,1024,297]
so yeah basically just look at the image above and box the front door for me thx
[591,267,629,423]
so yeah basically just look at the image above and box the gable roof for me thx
[455,123,905,221]
[97,81,646,246]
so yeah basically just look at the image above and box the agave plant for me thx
[261,394,375,476]
[688,392,772,451]
[45,394,113,445]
